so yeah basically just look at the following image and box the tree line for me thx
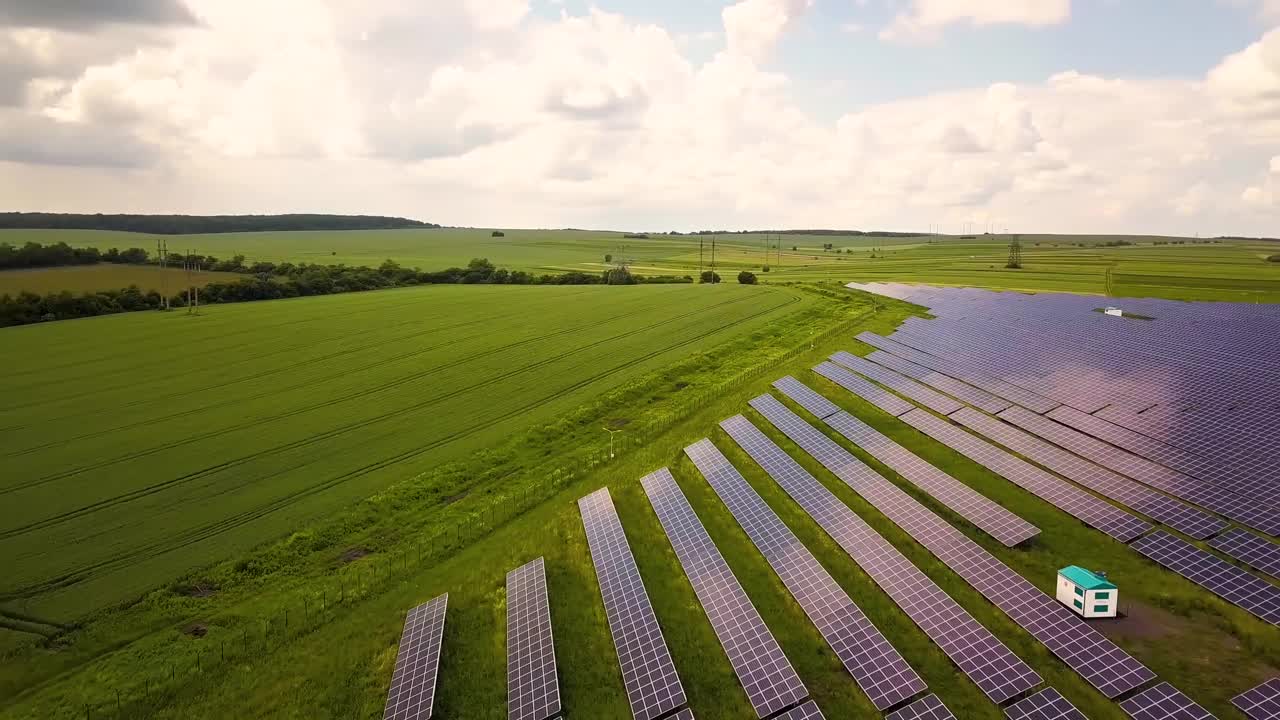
[0,256,696,328]
[1,241,150,269]
[0,213,437,234]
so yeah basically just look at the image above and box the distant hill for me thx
[0,213,440,235]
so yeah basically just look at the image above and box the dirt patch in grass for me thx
[177,581,218,598]
[338,548,371,565]
[182,623,208,638]
[1093,600,1183,640]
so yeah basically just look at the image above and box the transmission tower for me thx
[1006,233,1023,269]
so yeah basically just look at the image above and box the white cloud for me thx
[882,0,1071,43]
[722,0,811,61]
[1207,27,1280,119]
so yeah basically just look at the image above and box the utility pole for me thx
[1006,233,1023,269]
[699,237,704,279]
[711,235,717,282]
[602,427,622,459]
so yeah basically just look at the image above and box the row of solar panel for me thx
[818,342,1280,625]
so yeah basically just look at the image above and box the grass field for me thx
[0,283,816,622]
[0,264,239,295]
[3,227,1279,302]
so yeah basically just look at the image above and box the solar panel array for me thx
[820,409,1040,547]
[384,594,449,720]
[884,694,957,720]
[1233,678,1280,720]
[899,408,1151,543]
[577,488,688,720]
[1209,529,1280,580]
[867,349,1013,414]
[722,410,1043,704]
[750,392,1156,699]
[685,437,926,710]
[506,558,561,720]
[1003,688,1087,720]
[775,700,827,720]
[639,468,809,719]
[1129,531,1280,625]
[830,351,964,415]
[1119,682,1216,720]
[951,409,1226,540]
[813,362,916,417]
[669,709,696,720]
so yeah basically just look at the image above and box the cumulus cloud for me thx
[722,0,811,61]
[1207,27,1280,118]
[882,0,1070,43]
[0,0,196,30]
[0,109,156,166]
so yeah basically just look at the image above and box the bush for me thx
[737,271,758,285]
[604,254,612,263]
[491,231,505,237]
[699,270,721,284]
[762,265,770,272]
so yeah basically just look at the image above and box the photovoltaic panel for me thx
[1207,529,1280,581]
[506,558,561,720]
[577,488,687,720]
[951,409,1226,540]
[751,393,1156,699]
[721,413,1041,704]
[1003,688,1087,720]
[775,700,826,720]
[1129,531,1280,625]
[669,709,696,720]
[684,438,927,710]
[900,409,1151,543]
[1119,682,1215,720]
[868,350,1013,415]
[830,351,964,415]
[640,468,808,719]
[383,594,448,720]
[774,375,843,419]
[885,694,957,720]
[811,363,916,417]
[819,409,1040,547]
[1232,678,1280,720]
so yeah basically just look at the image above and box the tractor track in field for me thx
[0,290,718,496]
[2,287,611,413]
[2,293,614,450]
[3,289,802,599]
[1,291,784,537]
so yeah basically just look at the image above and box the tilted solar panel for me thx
[884,694,957,720]
[774,700,826,720]
[685,437,927,710]
[900,409,1151,543]
[1208,529,1280,581]
[812,362,916,417]
[774,375,843,419]
[723,411,1040,704]
[868,350,1012,415]
[578,488,687,720]
[640,468,808,719]
[1003,688,1087,720]
[1130,531,1280,626]
[751,393,1155,699]
[506,558,561,720]
[383,594,449,720]
[830,351,964,415]
[668,709,696,720]
[1119,682,1215,720]
[1232,677,1280,720]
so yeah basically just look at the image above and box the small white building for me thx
[1104,306,1124,317]
[1057,566,1118,618]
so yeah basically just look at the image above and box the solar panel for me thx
[684,438,927,710]
[1118,682,1215,720]
[1233,678,1280,720]
[1003,688,1087,720]
[506,558,561,720]
[1129,531,1280,625]
[774,375,843,419]
[868,350,1012,415]
[750,393,1155,699]
[640,468,808,718]
[577,488,687,720]
[775,378,1039,547]
[900,409,1151,543]
[884,694,956,720]
[668,709,696,720]
[1208,529,1280,581]
[774,700,826,720]
[720,413,1040,705]
[830,351,964,415]
[811,362,916,417]
[951,409,1226,540]
[383,594,449,720]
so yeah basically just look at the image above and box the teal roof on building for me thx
[1059,566,1116,590]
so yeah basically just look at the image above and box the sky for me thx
[0,0,1278,235]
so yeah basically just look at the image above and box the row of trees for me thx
[0,257,699,327]
[0,241,150,269]
[0,213,436,234]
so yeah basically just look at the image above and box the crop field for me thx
[0,264,239,295]
[0,283,816,622]
[4,227,1276,303]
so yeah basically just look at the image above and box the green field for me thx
[0,264,239,295]
[3,227,1278,302]
[0,283,818,622]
